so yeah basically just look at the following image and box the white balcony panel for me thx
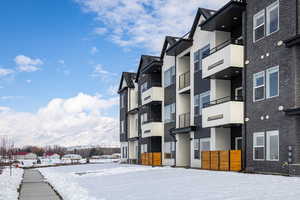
[142,87,163,105]
[141,122,163,138]
[202,101,244,128]
[202,44,244,79]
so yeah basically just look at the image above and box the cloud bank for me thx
[75,0,230,53]
[0,93,119,147]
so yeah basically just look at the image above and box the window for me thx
[253,132,265,160]
[266,66,279,98]
[253,10,265,42]
[253,71,265,101]
[194,139,200,159]
[200,138,210,159]
[164,66,175,87]
[164,103,175,123]
[267,1,279,35]
[141,144,147,153]
[194,45,210,72]
[141,113,148,124]
[200,91,210,115]
[121,120,125,133]
[267,130,279,161]
[141,82,148,92]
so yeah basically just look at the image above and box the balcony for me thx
[202,96,244,128]
[179,112,190,128]
[202,40,244,80]
[141,122,164,138]
[178,71,190,93]
[142,87,163,105]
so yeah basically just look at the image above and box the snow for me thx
[39,163,300,200]
[0,167,23,200]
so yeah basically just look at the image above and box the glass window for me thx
[194,45,210,72]
[164,103,175,123]
[141,113,148,124]
[121,120,124,133]
[200,91,210,115]
[253,10,265,42]
[266,66,279,98]
[267,130,279,161]
[253,71,265,101]
[164,66,175,87]
[200,139,210,152]
[253,132,265,160]
[267,1,279,35]
[141,82,148,92]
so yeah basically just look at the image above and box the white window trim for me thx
[253,71,265,102]
[266,1,279,36]
[235,137,243,150]
[266,66,279,99]
[253,132,265,161]
[253,9,265,42]
[266,130,279,161]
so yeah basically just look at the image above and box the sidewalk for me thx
[19,169,61,200]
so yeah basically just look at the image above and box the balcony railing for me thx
[179,112,190,128]
[204,96,243,108]
[179,71,190,90]
[208,38,243,56]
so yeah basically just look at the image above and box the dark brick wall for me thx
[164,80,176,142]
[245,0,299,174]
[120,89,128,142]
[194,67,210,139]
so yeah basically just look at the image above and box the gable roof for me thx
[160,36,180,59]
[118,72,137,93]
[135,55,161,82]
[188,7,216,39]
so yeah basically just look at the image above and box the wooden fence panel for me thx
[210,151,220,170]
[219,151,230,171]
[201,151,211,170]
[230,150,242,172]
[152,153,162,166]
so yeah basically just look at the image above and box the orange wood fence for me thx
[201,150,242,172]
[141,153,162,166]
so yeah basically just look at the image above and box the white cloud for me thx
[94,27,107,35]
[15,55,43,72]
[90,46,99,55]
[0,68,14,76]
[91,64,117,81]
[58,59,65,65]
[26,80,32,83]
[0,96,24,100]
[75,0,230,53]
[0,93,119,147]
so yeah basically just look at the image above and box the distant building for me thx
[62,154,82,160]
[44,152,60,159]
[13,152,37,160]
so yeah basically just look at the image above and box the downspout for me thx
[242,9,248,171]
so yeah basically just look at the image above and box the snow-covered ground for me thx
[0,167,23,200]
[39,163,300,200]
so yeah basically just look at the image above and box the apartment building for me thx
[118,0,300,175]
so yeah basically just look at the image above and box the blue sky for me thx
[0,0,141,115]
[0,0,228,147]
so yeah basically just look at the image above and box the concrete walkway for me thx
[19,169,61,200]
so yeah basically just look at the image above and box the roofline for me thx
[199,0,247,28]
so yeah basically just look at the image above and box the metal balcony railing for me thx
[179,71,190,90]
[179,112,190,128]
[208,38,244,56]
[203,96,243,108]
